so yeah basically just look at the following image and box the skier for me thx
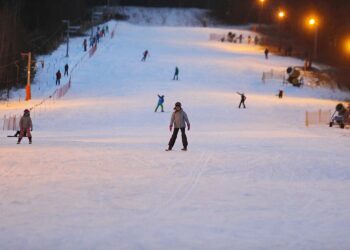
[173,66,179,80]
[166,102,190,151]
[248,35,252,44]
[83,39,87,52]
[141,50,149,61]
[264,48,269,59]
[155,94,165,112]
[254,35,259,45]
[239,34,243,43]
[237,92,247,109]
[105,25,109,34]
[56,70,61,85]
[17,109,33,144]
[96,32,100,43]
[64,64,69,76]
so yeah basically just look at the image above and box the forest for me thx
[1,0,350,94]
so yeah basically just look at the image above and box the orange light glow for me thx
[278,11,286,19]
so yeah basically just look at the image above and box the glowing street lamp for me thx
[278,11,285,19]
[343,38,350,55]
[258,0,266,29]
[277,10,286,51]
[307,16,319,59]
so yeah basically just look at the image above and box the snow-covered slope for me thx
[0,19,350,250]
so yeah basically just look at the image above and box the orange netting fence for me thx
[2,23,118,131]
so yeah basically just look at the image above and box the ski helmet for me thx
[24,109,30,113]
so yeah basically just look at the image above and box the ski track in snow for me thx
[0,10,350,250]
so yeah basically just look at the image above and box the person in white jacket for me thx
[166,102,190,151]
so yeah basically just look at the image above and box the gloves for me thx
[187,124,190,131]
[169,125,173,131]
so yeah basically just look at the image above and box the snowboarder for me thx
[17,109,33,144]
[264,48,269,59]
[64,64,69,76]
[173,66,179,80]
[155,94,165,112]
[141,50,149,61]
[237,92,247,109]
[166,102,190,151]
[83,39,87,52]
[56,70,61,85]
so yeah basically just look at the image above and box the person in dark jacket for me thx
[237,92,247,109]
[64,64,69,76]
[264,48,269,59]
[166,102,190,151]
[141,50,149,61]
[17,109,33,144]
[155,94,165,112]
[83,39,87,52]
[173,66,179,80]
[56,70,61,85]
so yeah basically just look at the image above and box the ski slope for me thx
[1,17,350,250]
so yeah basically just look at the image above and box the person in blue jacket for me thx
[155,94,165,112]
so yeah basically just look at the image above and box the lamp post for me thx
[258,0,266,29]
[277,10,286,51]
[308,17,318,60]
[62,20,70,57]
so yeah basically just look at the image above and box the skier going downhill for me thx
[166,102,190,151]
[155,94,165,112]
[173,66,179,80]
[237,92,247,109]
[64,64,69,76]
[141,50,149,61]
[56,70,61,85]
[17,109,33,144]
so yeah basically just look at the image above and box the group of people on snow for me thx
[221,33,260,45]
[55,63,69,86]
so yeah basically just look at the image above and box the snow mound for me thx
[117,7,213,27]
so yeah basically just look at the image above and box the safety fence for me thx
[305,109,331,127]
[262,69,286,84]
[3,115,20,131]
[209,33,225,41]
[2,23,118,131]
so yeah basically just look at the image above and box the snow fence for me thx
[2,23,118,131]
[305,110,332,127]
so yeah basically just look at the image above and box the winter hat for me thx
[174,102,182,110]
[24,109,30,113]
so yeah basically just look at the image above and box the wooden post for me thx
[305,111,309,127]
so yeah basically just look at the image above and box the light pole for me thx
[21,52,32,101]
[308,17,318,60]
[62,20,70,57]
[258,0,266,29]
[277,10,286,52]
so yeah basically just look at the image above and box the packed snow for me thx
[0,9,350,250]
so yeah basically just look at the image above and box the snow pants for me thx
[155,104,164,112]
[239,101,246,108]
[168,128,188,149]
